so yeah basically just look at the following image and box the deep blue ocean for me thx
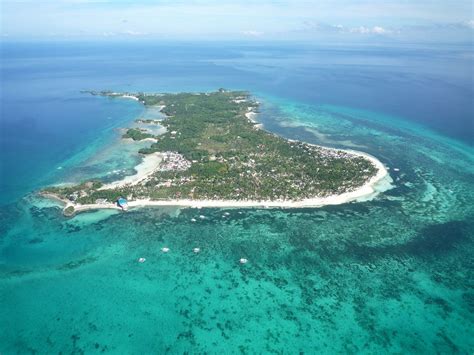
[1,41,473,353]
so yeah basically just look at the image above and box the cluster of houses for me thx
[156,176,194,188]
[159,151,192,172]
[288,140,367,164]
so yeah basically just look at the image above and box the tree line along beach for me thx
[42,89,392,215]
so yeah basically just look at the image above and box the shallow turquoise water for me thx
[1,97,473,353]
[1,42,473,353]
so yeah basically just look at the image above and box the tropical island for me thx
[42,89,389,215]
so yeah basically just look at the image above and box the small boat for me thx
[239,258,248,264]
[193,248,200,253]
[138,257,146,263]
[191,218,197,222]
[161,247,170,253]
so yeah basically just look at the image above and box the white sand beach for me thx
[124,151,391,209]
[138,137,158,143]
[49,103,393,214]
[245,110,264,129]
[99,152,163,190]
[61,150,391,214]
[245,111,258,123]
[120,94,140,101]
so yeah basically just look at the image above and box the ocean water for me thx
[0,41,473,353]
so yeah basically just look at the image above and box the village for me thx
[43,90,378,208]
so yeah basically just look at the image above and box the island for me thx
[42,89,389,215]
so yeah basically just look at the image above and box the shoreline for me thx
[98,152,163,190]
[43,97,393,214]
[128,154,389,208]
[245,109,264,129]
[49,152,391,214]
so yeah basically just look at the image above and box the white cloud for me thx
[300,21,345,33]
[349,26,391,35]
[350,26,369,34]
[122,30,149,36]
[463,20,474,29]
[299,21,394,36]
[241,30,264,37]
[372,26,388,34]
[102,30,149,37]
[407,20,474,31]
[1,1,470,41]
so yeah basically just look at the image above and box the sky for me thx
[1,0,473,42]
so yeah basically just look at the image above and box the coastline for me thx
[44,96,393,214]
[51,152,391,214]
[245,109,264,129]
[129,152,390,208]
[98,152,163,190]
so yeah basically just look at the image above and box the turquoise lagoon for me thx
[0,42,473,353]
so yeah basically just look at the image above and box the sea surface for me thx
[0,41,473,353]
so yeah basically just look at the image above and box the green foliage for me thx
[123,128,154,141]
[64,206,75,216]
[189,161,228,178]
[46,90,378,204]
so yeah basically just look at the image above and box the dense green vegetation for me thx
[45,90,377,204]
[63,206,75,216]
[135,119,161,124]
[122,128,155,141]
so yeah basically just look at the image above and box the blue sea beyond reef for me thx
[0,41,473,353]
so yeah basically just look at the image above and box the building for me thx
[117,197,128,211]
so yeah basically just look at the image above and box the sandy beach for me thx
[126,151,390,209]
[49,103,392,214]
[57,150,391,214]
[99,152,163,190]
[245,110,263,129]
[245,111,258,123]
[120,94,140,101]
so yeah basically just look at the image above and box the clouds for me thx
[298,21,396,37]
[122,30,149,36]
[461,20,474,29]
[349,26,391,35]
[101,30,149,37]
[0,0,472,42]
[241,30,264,37]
